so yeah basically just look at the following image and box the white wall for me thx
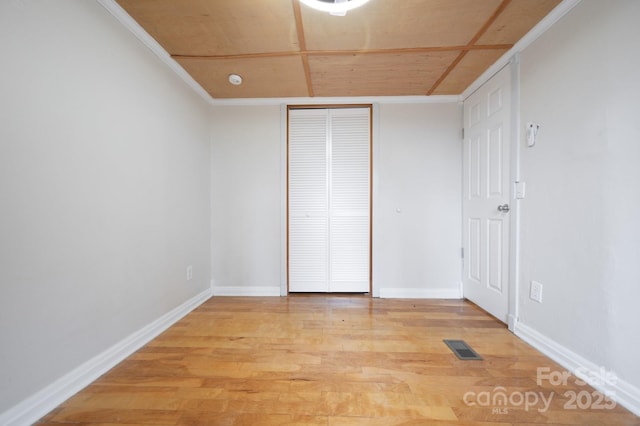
[375,103,462,297]
[210,105,282,295]
[0,0,211,414]
[517,0,640,406]
[209,102,462,297]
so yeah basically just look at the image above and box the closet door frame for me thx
[285,104,373,294]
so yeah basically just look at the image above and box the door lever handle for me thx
[497,204,510,212]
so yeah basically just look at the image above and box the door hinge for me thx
[461,247,464,259]
[461,128,465,139]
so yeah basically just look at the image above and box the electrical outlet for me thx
[530,280,543,303]
[186,265,193,281]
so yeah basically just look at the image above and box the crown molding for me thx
[211,95,461,107]
[96,0,213,104]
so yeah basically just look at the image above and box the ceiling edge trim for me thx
[96,0,214,105]
[461,0,582,100]
[210,95,461,107]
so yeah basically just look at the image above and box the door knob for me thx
[497,204,510,212]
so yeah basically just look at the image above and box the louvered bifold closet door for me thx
[288,109,329,292]
[288,107,370,293]
[328,108,370,292]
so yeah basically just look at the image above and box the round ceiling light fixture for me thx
[228,73,243,85]
[299,0,371,16]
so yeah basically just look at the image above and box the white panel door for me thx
[463,66,511,322]
[288,107,370,293]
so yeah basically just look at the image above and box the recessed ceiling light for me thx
[228,74,243,85]
[299,0,371,16]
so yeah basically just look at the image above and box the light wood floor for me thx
[37,296,638,425]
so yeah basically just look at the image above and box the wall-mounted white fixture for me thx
[228,74,243,85]
[530,280,543,303]
[526,122,540,147]
[299,0,371,16]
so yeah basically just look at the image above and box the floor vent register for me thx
[443,339,483,360]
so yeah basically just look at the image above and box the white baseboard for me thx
[507,314,518,332]
[378,287,462,299]
[212,286,281,297]
[515,322,640,417]
[0,288,212,426]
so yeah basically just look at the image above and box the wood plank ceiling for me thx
[115,0,561,99]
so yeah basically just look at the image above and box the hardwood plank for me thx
[36,297,639,425]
